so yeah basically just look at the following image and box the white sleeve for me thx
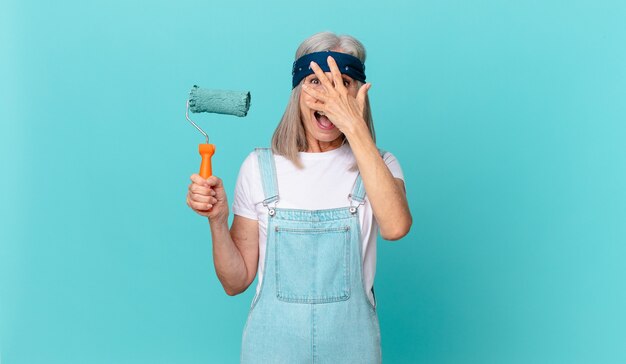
[231,152,259,220]
[382,151,405,182]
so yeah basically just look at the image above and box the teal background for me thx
[1,0,625,363]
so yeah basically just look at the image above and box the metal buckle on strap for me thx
[262,197,279,217]
[347,193,365,214]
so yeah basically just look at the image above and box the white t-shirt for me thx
[231,143,405,307]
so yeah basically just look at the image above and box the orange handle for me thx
[199,143,216,178]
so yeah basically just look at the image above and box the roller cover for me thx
[188,85,251,117]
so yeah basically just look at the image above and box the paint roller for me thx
[185,85,251,178]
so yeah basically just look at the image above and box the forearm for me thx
[208,218,248,295]
[344,123,412,240]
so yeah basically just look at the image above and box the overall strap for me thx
[350,148,388,206]
[255,148,279,206]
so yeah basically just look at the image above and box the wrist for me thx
[208,215,229,231]
[343,118,372,145]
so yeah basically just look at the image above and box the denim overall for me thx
[240,148,382,364]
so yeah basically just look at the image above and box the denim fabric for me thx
[240,149,381,364]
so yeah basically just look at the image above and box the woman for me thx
[186,31,412,363]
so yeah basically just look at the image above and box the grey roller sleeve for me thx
[188,85,251,117]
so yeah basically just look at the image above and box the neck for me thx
[306,136,344,153]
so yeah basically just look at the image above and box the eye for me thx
[310,78,320,84]
[343,79,351,87]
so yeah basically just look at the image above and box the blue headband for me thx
[291,50,366,89]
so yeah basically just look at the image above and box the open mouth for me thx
[314,111,335,130]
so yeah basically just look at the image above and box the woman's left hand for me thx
[302,56,372,135]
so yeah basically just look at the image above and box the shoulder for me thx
[240,147,274,168]
[239,150,258,171]
[380,149,398,164]
[235,149,265,184]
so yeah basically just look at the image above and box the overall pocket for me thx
[274,226,351,303]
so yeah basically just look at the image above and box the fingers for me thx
[326,56,347,93]
[187,194,213,211]
[356,82,371,108]
[309,61,335,92]
[189,192,216,204]
[190,173,208,186]
[187,174,227,216]
[304,99,324,113]
[188,182,215,196]
[187,189,218,207]
[205,175,223,188]
[189,174,219,196]
[301,83,328,102]
[190,173,222,188]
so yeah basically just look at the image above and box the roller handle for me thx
[199,144,216,179]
